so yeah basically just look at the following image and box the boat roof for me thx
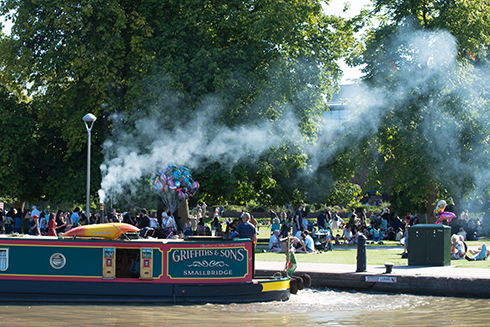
[0,234,252,244]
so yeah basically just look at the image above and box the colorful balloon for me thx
[148,164,199,213]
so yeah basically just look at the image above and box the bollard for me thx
[384,262,394,274]
[356,234,367,272]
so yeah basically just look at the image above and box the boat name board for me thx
[167,246,249,279]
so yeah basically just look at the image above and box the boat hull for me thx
[0,278,289,304]
[0,235,289,304]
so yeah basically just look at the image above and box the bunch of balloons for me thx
[148,165,199,213]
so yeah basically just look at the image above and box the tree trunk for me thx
[12,201,25,212]
[425,192,438,224]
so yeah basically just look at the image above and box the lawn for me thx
[223,218,490,268]
[255,238,490,268]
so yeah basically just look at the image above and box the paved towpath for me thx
[255,260,490,297]
[256,260,490,278]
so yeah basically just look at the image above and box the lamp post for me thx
[83,113,97,223]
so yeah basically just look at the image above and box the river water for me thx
[1,288,489,326]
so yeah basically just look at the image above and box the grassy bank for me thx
[212,216,490,268]
[255,237,490,268]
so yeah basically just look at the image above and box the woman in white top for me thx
[161,211,174,238]
[331,212,341,231]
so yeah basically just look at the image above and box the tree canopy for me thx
[0,0,355,209]
[337,0,490,219]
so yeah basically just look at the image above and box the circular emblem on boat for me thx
[50,253,66,269]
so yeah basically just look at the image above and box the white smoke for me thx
[329,27,490,210]
[99,98,304,202]
[99,26,490,211]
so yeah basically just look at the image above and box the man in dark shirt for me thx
[234,212,257,278]
[123,210,135,225]
[294,204,304,234]
[107,208,117,223]
[137,208,152,238]
[137,209,150,229]
[317,211,327,229]
[234,212,257,243]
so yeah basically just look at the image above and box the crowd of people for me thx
[0,203,487,261]
[0,206,91,236]
[0,202,260,243]
[262,206,416,254]
[263,205,489,258]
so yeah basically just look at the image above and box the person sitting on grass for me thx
[268,229,282,252]
[343,226,352,243]
[395,228,403,242]
[450,234,466,260]
[294,231,316,253]
[371,228,380,242]
[465,244,489,261]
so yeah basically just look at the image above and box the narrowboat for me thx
[0,223,290,304]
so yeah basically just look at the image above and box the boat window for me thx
[0,248,8,271]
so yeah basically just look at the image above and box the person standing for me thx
[293,204,304,236]
[5,208,15,234]
[161,210,174,238]
[317,211,327,230]
[31,206,41,218]
[137,208,153,238]
[0,208,4,234]
[360,209,367,228]
[137,209,151,229]
[70,208,80,227]
[106,208,117,223]
[234,212,257,243]
[326,207,333,223]
[233,212,257,276]
[29,215,40,236]
[348,209,357,230]
[123,210,135,225]
[56,211,67,233]
[48,212,57,236]
[280,210,288,223]
[19,209,29,234]
[202,202,207,218]
[39,212,48,235]
[64,211,74,232]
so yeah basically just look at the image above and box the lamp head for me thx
[83,113,97,132]
[82,113,97,123]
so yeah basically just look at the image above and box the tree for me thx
[370,0,490,63]
[340,0,490,219]
[0,0,356,208]
[0,85,40,207]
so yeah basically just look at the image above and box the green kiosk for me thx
[408,224,451,266]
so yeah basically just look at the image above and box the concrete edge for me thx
[255,269,490,298]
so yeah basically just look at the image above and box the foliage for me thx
[324,181,362,209]
[0,0,356,209]
[0,85,40,204]
[354,204,385,215]
[339,0,490,217]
